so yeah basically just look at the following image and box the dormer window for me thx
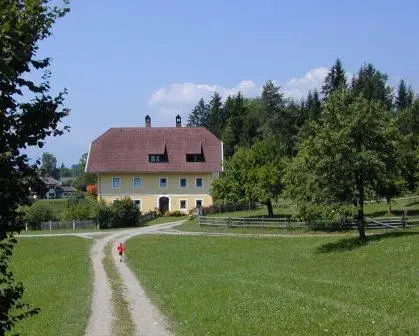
[186,153,205,162]
[149,145,169,163]
[186,141,205,162]
[149,154,168,163]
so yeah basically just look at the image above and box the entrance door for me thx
[159,196,169,213]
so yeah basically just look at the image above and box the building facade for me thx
[86,116,223,213]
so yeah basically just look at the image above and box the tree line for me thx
[40,152,97,190]
[187,59,418,240]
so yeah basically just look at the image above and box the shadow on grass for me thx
[317,230,419,253]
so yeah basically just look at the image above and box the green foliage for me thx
[166,210,186,217]
[41,152,59,179]
[395,79,414,110]
[187,98,209,127]
[211,138,286,217]
[0,0,69,332]
[72,153,97,191]
[61,196,97,221]
[93,199,113,229]
[285,90,399,239]
[110,198,140,228]
[23,202,57,230]
[351,63,393,109]
[321,58,347,99]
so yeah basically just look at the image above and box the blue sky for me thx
[26,0,419,167]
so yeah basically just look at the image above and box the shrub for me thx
[60,197,97,221]
[167,210,186,217]
[24,202,57,230]
[67,192,86,206]
[93,199,113,229]
[110,198,140,228]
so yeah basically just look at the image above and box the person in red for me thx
[117,242,126,262]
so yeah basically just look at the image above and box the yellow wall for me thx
[97,172,217,212]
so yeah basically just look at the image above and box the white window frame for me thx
[195,177,203,188]
[159,177,168,189]
[179,177,187,188]
[133,177,142,189]
[112,176,121,188]
[195,199,203,207]
[133,199,142,211]
[179,199,187,210]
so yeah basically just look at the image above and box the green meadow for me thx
[127,231,418,335]
[9,237,92,336]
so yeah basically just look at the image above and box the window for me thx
[180,200,187,209]
[186,153,205,162]
[179,178,187,188]
[134,200,141,209]
[196,199,203,207]
[133,177,142,189]
[149,153,168,163]
[196,177,203,188]
[160,177,168,188]
[112,177,121,188]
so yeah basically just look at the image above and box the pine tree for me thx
[187,98,210,127]
[206,92,224,138]
[395,79,414,110]
[321,58,347,100]
[351,63,393,109]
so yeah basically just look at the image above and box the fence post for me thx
[49,220,52,230]
[72,220,76,231]
[227,217,230,228]
[402,209,407,229]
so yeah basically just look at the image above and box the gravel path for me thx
[84,223,180,336]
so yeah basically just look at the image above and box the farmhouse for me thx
[85,115,223,212]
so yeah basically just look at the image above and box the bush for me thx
[167,210,186,217]
[109,198,140,228]
[93,199,113,229]
[24,202,57,230]
[60,197,97,221]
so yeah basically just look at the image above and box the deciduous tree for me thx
[285,91,399,240]
[0,1,69,333]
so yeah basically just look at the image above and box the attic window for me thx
[149,154,168,163]
[149,146,169,163]
[186,153,205,162]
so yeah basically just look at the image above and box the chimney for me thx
[176,114,181,127]
[145,115,151,127]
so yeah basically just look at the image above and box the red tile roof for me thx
[86,127,223,173]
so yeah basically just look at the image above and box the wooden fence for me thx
[39,220,97,231]
[199,215,419,230]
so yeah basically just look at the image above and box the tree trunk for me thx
[357,178,367,241]
[266,199,274,218]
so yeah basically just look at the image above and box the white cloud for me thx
[281,67,328,98]
[147,67,330,126]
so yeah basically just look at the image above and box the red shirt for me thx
[117,244,125,253]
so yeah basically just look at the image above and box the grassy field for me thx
[9,237,92,336]
[127,231,418,335]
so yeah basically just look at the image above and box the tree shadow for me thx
[317,230,419,253]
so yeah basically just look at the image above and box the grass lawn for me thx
[9,237,92,336]
[126,231,418,335]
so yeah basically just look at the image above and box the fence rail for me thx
[39,220,97,231]
[199,216,419,229]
